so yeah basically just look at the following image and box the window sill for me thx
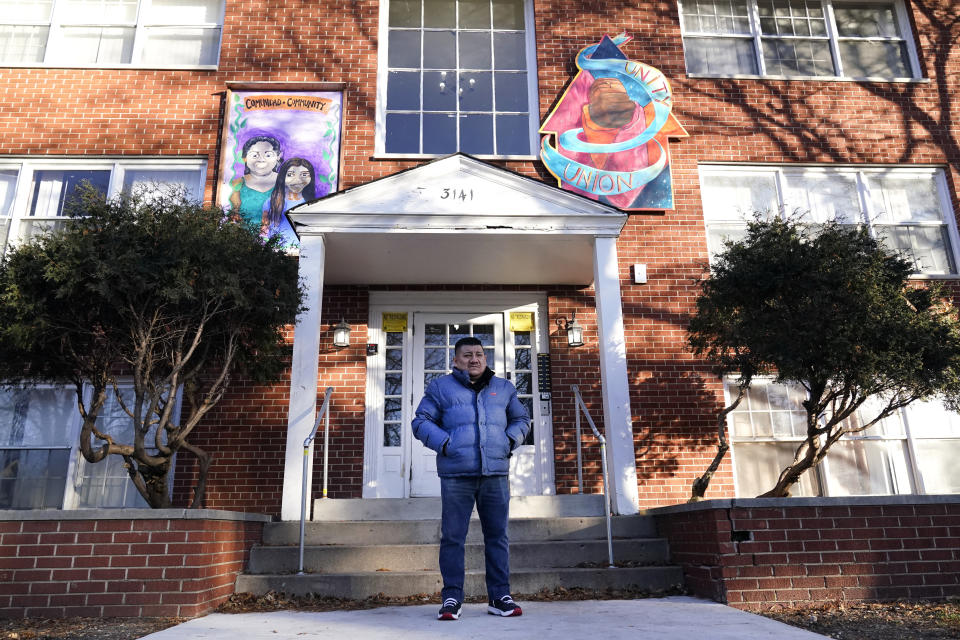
[685,72,929,84]
[0,62,219,71]
[373,153,540,162]
[908,273,960,280]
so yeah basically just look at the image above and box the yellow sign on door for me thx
[509,312,534,332]
[382,312,408,332]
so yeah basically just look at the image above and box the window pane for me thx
[494,72,527,111]
[146,0,222,23]
[459,0,490,29]
[388,29,421,68]
[425,323,445,346]
[121,169,202,200]
[423,113,457,154]
[140,26,220,65]
[425,347,447,370]
[59,26,135,64]
[459,113,494,154]
[492,32,525,70]
[385,113,420,153]
[386,346,404,369]
[781,172,861,223]
[682,0,751,34]
[515,372,532,394]
[701,173,778,220]
[834,3,900,37]
[459,71,492,110]
[0,388,75,447]
[495,114,530,155]
[706,223,749,258]
[388,70,421,110]
[0,448,69,509]
[683,36,758,75]
[734,442,819,497]
[492,0,524,29]
[423,71,457,110]
[904,400,960,438]
[839,40,910,77]
[423,0,455,27]
[824,439,912,495]
[29,169,110,217]
[0,0,53,21]
[0,25,50,64]
[867,174,942,223]
[459,31,491,69]
[385,373,403,396]
[0,219,9,253]
[384,423,402,447]
[385,398,402,421]
[386,331,404,346]
[423,30,455,69]
[76,453,149,508]
[762,37,835,76]
[913,440,960,493]
[61,0,139,23]
[0,169,18,216]
[876,224,955,275]
[757,0,827,37]
[390,0,422,27]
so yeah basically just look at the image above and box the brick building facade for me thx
[1,0,958,517]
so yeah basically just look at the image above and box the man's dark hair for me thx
[454,336,483,354]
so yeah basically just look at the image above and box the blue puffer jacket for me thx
[412,367,530,477]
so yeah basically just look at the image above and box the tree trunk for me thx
[181,441,212,509]
[690,386,745,502]
[758,437,820,497]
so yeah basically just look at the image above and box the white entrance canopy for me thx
[287,154,627,285]
[280,154,640,519]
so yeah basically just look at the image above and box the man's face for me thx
[453,344,487,381]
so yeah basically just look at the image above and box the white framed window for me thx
[375,0,540,158]
[699,165,960,276]
[726,379,960,497]
[0,383,179,509]
[678,0,921,80]
[0,0,225,69]
[0,158,206,255]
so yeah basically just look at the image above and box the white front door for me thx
[410,312,540,497]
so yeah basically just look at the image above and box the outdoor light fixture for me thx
[332,320,351,348]
[558,312,584,347]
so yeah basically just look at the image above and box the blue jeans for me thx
[439,474,510,603]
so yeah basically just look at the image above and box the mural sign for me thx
[219,90,343,248]
[540,34,687,211]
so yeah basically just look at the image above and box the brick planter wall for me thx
[652,496,960,611]
[0,510,268,619]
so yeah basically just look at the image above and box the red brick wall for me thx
[0,513,265,619]
[654,497,960,611]
[3,1,958,512]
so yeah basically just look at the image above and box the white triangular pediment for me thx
[287,154,626,235]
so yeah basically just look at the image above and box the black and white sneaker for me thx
[438,597,462,620]
[488,594,522,617]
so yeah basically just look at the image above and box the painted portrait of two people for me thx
[221,91,343,248]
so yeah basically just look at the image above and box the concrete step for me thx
[310,495,608,520]
[235,566,685,599]
[247,538,671,574]
[263,515,658,546]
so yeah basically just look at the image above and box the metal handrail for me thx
[571,384,615,568]
[298,386,334,575]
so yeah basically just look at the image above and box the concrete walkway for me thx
[141,597,828,639]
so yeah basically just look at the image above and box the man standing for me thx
[413,336,531,621]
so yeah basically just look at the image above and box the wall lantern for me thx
[557,312,584,347]
[332,320,351,348]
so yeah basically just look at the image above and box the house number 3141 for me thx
[440,188,474,201]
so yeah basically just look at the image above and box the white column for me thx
[280,234,326,521]
[592,235,640,515]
